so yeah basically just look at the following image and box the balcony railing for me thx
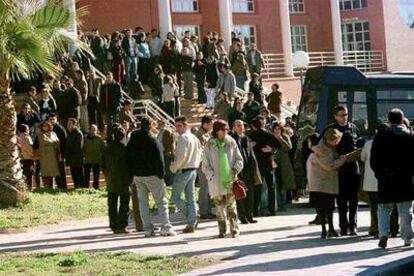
[262,50,385,80]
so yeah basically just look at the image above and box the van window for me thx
[377,89,414,123]
[352,91,368,134]
[297,85,320,129]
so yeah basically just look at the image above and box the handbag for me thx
[233,179,248,201]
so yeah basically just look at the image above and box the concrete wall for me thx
[383,0,414,71]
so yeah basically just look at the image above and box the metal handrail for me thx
[133,99,176,130]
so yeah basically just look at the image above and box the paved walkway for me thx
[1,206,414,275]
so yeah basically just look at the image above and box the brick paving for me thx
[1,204,414,275]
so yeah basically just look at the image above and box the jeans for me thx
[182,71,194,99]
[125,57,137,84]
[197,168,211,216]
[108,192,130,231]
[235,75,246,90]
[70,166,85,188]
[172,170,197,226]
[275,167,287,209]
[378,201,413,243]
[84,163,100,189]
[133,176,172,232]
[260,169,276,215]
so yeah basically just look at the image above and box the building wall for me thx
[290,0,334,51]
[383,0,414,71]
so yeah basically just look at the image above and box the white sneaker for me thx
[144,230,155,238]
[160,228,177,237]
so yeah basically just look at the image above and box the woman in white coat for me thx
[202,120,244,238]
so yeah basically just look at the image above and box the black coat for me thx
[249,129,280,172]
[242,100,261,123]
[371,126,414,203]
[53,123,67,155]
[193,59,207,81]
[249,81,263,104]
[228,110,247,128]
[65,86,82,119]
[100,82,123,115]
[127,130,164,178]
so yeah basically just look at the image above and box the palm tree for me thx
[0,0,89,206]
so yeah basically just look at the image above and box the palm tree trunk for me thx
[0,78,27,206]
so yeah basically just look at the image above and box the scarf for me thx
[217,139,233,189]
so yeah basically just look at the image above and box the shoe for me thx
[308,217,322,225]
[182,225,195,234]
[277,207,287,212]
[116,228,130,234]
[378,236,388,248]
[404,240,413,246]
[144,230,156,238]
[240,219,249,224]
[200,214,215,220]
[368,230,379,237]
[340,229,348,236]
[231,231,240,238]
[321,231,327,239]
[327,230,339,238]
[247,219,258,223]
[218,233,225,238]
[160,228,177,237]
[349,229,358,236]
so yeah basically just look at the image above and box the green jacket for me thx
[83,135,105,164]
[101,143,131,194]
[65,128,84,167]
[275,134,296,190]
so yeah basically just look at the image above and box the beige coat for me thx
[306,140,344,195]
[18,133,33,160]
[202,135,244,198]
[38,132,60,177]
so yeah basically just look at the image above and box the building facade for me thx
[77,0,414,77]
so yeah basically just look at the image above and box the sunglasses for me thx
[337,113,348,117]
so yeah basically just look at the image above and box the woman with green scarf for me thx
[202,120,244,238]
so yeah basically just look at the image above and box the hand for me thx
[261,145,273,153]
[232,169,238,180]
[340,155,347,161]
[312,145,322,157]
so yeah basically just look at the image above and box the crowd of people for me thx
[13,26,413,247]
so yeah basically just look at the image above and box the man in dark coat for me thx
[65,118,84,188]
[371,108,414,248]
[63,76,82,124]
[100,72,123,132]
[90,28,106,72]
[17,103,40,138]
[249,116,280,216]
[231,120,261,224]
[87,68,104,131]
[243,92,261,124]
[48,113,67,190]
[322,105,361,236]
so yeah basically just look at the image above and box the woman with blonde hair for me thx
[38,121,60,188]
[307,128,346,239]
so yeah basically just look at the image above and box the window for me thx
[352,91,368,132]
[290,25,308,52]
[339,0,367,11]
[341,21,370,51]
[173,25,200,39]
[377,89,414,122]
[399,0,414,29]
[232,0,254,13]
[171,0,198,12]
[289,0,305,14]
[233,25,256,48]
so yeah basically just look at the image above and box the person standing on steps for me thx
[170,116,202,234]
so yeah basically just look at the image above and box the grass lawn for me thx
[0,251,219,275]
[0,187,195,230]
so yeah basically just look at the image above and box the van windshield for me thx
[297,82,320,130]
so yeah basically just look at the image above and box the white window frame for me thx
[289,0,305,14]
[173,25,200,39]
[290,25,308,52]
[339,0,368,11]
[171,0,198,13]
[232,0,255,13]
[233,25,257,49]
[341,20,371,51]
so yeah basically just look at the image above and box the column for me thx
[219,0,233,49]
[68,0,78,56]
[158,0,173,39]
[279,0,294,77]
[330,0,343,65]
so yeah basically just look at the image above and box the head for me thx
[247,92,254,102]
[123,99,133,111]
[52,79,61,90]
[271,83,279,92]
[89,124,98,136]
[138,32,146,42]
[234,98,243,112]
[75,69,83,80]
[196,52,203,60]
[18,124,30,135]
[88,68,96,79]
[184,30,191,38]
[126,28,132,38]
[154,64,163,75]
[323,128,343,147]
[28,86,37,97]
[307,133,320,149]
[251,43,257,51]
[112,127,125,143]
[272,121,284,136]
[105,72,114,83]
[47,113,58,125]
[67,118,78,131]
[388,108,404,126]
[163,39,171,48]
[252,73,260,82]
[174,116,188,134]
[251,117,264,131]
[41,121,52,133]
[233,120,245,136]
[201,115,214,133]
[140,116,154,133]
[92,28,99,37]
[64,76,73,87]
[21,103,31,114]
[71,61,80,72]
[151,28,158,38]
[333,105,348,126]
[40,85,50,99]
[212,120,229,140]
